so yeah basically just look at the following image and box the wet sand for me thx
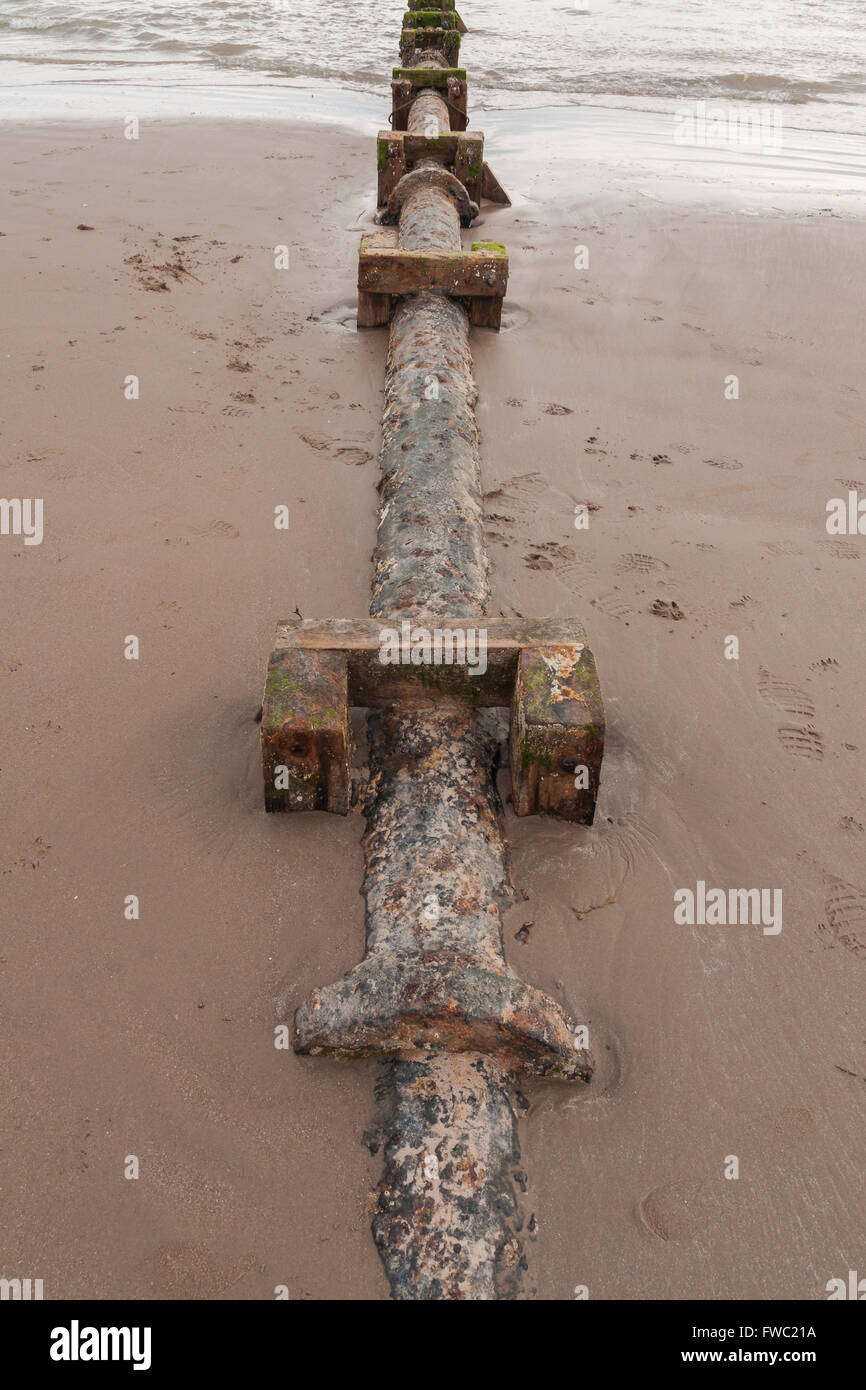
[1,115,864,1300]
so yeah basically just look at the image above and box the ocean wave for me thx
[1,0,864,118]
[202,42,254,57]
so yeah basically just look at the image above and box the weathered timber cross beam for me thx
[260,5,606,1299]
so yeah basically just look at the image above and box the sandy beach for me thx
[1,110,865,1300]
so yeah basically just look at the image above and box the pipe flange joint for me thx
[386,163,479,227]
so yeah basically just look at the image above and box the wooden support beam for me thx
[358,230,507,328]
[357,289,393,328]
[454,130,484,204]
[376,130,407,206]
[359,233,506,299]
[400,27,461,66]
[446,74,468,130]
[392,65,466,85]
[407,0,464,21]
[406,0,467,22]
[469,295,503,329]
[481,160,511,206]
[269,615,590,704]
[376,130,483,208]
[390,77,414,132]
[391,68,468,131]
[357,230,396,326]
[402,9,458,29]
[263,618,604,823]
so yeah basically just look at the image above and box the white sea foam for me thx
[0,0,864,122]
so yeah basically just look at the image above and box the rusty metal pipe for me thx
[406,89,451,135]
[371,295,486,619]
[283,23,597,1300]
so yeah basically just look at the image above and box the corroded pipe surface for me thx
[364,708,506,967]
[370,294,487,619]
[406,89,451,135]
[372,1054,531,1300]
[293,24,592,1296]
[398,177,463,249]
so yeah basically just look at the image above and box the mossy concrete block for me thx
[406,0,467,32]
[509,641,605,823]
[402,9,458,28]
[261,646,349,814]
[400,27,461,65]
[392,65,466,84]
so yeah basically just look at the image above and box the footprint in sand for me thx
[522,540,577,575]
[483,516,513,547]
[590,591,634,623]
[550,549,592,589]
[637,1179,724,1244]
[649,598,685,621]
[618,552,669,574]
[817,878,866,960]
[297,430,373,467]
[191,519,240,539]
[483,472,548,522]
[483,473,589,551]
[757,667,815,720]
[776,726,825,761]
[760,540,804,557]
[820,538,861,560]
